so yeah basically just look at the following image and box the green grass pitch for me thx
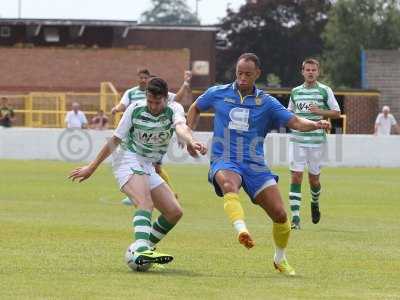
[0,160,399,299]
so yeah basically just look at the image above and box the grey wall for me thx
[365,50,400,121]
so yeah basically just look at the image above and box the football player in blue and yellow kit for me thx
[187,53,330,276]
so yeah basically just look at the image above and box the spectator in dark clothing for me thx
[91,110,109,130]
[0,97,15,128]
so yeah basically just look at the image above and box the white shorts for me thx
[289,142,324,175]
[112,149,164,190]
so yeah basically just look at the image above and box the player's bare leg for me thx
[149,183,183,248]
[154,163,179,199]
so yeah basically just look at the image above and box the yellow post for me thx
[100,82,120,128]
[37,112,42,127]
[100,82,107,113]
[59,94,66,128]
[25,94,33,127]
[341,114,347,134]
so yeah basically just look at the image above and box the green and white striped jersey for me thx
[288,82,340,147]
[114,100,186,162]
[120,86,146,107]
[120,86,177,107]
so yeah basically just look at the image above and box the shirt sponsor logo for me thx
[295,101,319,112]
[135,129,171,144]
[228,107,250,131]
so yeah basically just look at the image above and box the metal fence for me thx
[2,82,121,128]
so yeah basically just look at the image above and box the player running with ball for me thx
[69,77,207,268]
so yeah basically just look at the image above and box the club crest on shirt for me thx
[255,97,262,106]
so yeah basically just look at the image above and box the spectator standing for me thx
[65,102,88,129]
[0,97,16,128]
[374,105,400,135]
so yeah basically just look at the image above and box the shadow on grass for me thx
[122,267,304,280]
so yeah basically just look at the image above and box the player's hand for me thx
[186,143,199,157]
[184,71,192,85]
[309,104,323,115]
[187,141,207,157]
[315,120,331,131]
[68,165,95,182]
[111,107,118,115]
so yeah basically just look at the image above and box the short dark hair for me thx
[137,68,150,76]
[237,53,261,69]
[302,58,320,69]
[147,77,168,98]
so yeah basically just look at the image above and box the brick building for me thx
[0,19,385,133]
[0,19,218,92]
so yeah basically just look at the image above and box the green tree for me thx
[323,0,400,88]
[141,0,200,25]
[216,0,331,86]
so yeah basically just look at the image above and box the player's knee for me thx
[221,181,238,193]
[291,172,303,184]
[308,175,320,187]
[272,209,287,224]
[135,197,154,211]
[167,206,183,223]
[174,206,183,220]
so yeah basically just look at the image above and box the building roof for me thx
[0,18,219,31]
[0,18,138,27]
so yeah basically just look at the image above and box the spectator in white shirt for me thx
[374,105,400,135]
[65,102,88,129]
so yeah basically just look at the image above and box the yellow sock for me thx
[158,167,175,191]
[223,193,244,224]
[273,219,291,249]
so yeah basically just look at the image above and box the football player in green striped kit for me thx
[288,58,341,229]
[69,77,207,267]
[112,69,192,202]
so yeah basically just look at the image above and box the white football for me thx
[124,243,152,272]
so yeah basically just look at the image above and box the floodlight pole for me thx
[18,0,22,18]
[195,0,201,19]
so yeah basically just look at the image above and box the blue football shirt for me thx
[196,82,294,166]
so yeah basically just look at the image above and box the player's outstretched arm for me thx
[287,115,331,132]
[175,71,192,103]
[69,136,121,182]
[111,103,126,115]
[187,100,201,130]
[175,123,207,156]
